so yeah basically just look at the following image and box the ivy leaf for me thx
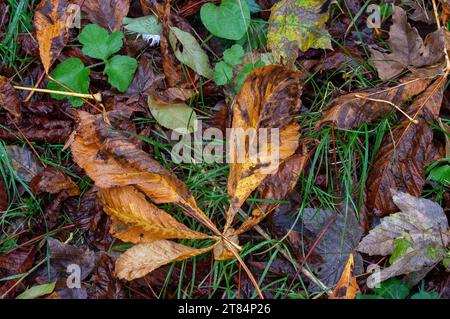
[78,24,123,60]
[223,44,244,66]
[200,0,251,40]
[169,27,213,79]
[47,57,90,107]
[214,61,233,85]
[104,55,138,92]
[268,0,332,66]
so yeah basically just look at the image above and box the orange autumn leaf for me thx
[34,0,69,73]
[71,110,218,233]
[115,240,217,280]
[99,186,210,243]
[329,254,360,299]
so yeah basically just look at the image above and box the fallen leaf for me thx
[0,247,36,299]
[0,178,7,211]
[147,96,198,134]
[34,0,69,73]
[227,65,301,224]
[80,0,130,31]
[169,27,213,79]
[302,206,364,290]
[99,186,210,243]
[0,75,21,121]
[268,0,332,66]
[357,191,450,288]
[30,167,79,196]
[15,282,56,299]
[6,145,44,183]
[317,74,432,130]
[71,109,217,231]
[370,6,445,80]
[329,254,360,299]
[115,239,216,280]
[127,55,159,95]
[366,77,446,215]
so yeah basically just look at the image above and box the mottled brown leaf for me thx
[30,166,79,196]
[318,74,432,129]
[367,77,446,215]
[0,75,21,121]
[370,6,445,80]
[6,145,43,182]
[34,0,69,73]
[80,0,130,31]
[329,254,360,299]
[0,247,35,299]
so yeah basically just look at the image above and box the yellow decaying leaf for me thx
[34,0,69,73]
[329,254,360,299]
[227,65,302,225]
[99,187,210,243]
[115,240,217,280]
[71,110,218,233]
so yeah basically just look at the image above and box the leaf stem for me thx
[13,85,102,101]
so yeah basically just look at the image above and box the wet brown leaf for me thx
[0,178,6,211]
[80,0,130,31]
[0,75,21,121]
[367,77,446,215]
[0,247,36,299]
[30,167,79,196]
[317,74,433,129]
[34,0,69,73]
[5,145,43,183]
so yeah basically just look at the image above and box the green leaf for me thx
[373,279,410,299]
[16,282,56,299]
[200,0,251,40]
[223,44,244,66]
[169,27,213,79]
[410,291,438,299]
[236,19,268,51]
[246,0,261,13]
[234,60,265,93]
[123,16,161,36]
[389,235,412,265]
[104,55,138,92]
[78,24,123,60]
[268,0,332,66]
[48,58,90,107]
[148,96,198,134]
[428,164,450,185]
[355,293,384,299]
[214,61,233,85]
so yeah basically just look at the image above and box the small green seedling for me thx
[356,279,438,299]
[48,24,137,106]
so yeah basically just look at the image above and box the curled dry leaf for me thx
[115,239,216,280]
[227,65,302,224]
[34,0,69,73]
[317,74,433,130]
[370,6,445,80]
[0,75,21,121]
[329,254,360,299]
[99,186,210,243]
[366,77,446,215]
[30,166,80,196]
[358,191,450,288]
